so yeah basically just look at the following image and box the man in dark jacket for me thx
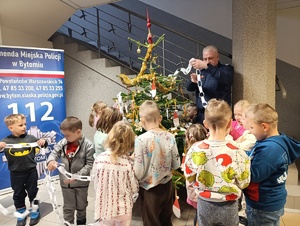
[187,45,234,124]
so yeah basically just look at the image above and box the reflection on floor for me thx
[0,180,300,226]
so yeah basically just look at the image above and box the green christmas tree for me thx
[115,13,191,189]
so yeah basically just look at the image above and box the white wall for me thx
[0,25,53,48]
[276,7,300,68]
[0,24,2,44]
[139,0,232,39]
[140,0,300,68]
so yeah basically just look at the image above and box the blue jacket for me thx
[186,62,234,112]
[244,134,300,211]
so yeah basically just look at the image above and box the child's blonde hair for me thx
[4,114,26,127]
[96,107,123,133]
[139,100,160,123]
[185,124,207,149]
[105,121,136,163]
[245,103,278,128]
[60,116,82,132]
[234,100,250,111]
[89,101,107,127]
[204,99,232,130]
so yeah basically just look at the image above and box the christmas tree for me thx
[116,10,191,189]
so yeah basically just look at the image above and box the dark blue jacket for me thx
[244,134,300,211]
[186,62,234,112]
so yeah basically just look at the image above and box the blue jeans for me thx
[246,205,284,226]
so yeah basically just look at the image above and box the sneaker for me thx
[29,200,40,226]
[16,207,27,226]
[76,218,86,225]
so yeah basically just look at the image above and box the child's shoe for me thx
[76,218,86,225]
[16,207,27,226]
[29,200,40,226]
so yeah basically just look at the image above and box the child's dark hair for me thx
[105,121,136,163]
[185,124,208,149]
[60,116,82,132]
[96,107,123,133]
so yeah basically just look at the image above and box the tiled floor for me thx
[1,178,300,226]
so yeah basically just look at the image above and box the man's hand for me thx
[47,160,58,171]
[190,73,197,83]
[191,59,208,70]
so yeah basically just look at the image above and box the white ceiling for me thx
[0,0,118,40]
[0,0,298,42]
[60,0,119,9]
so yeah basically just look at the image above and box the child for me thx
[184,99,250,226]
[94,107,123,158]
[47,116,94,225]
[89,101,107,131]
[0,113,47,226]
[180,103,198,128]
[184,124,207,226]
[228,100,256,152]
[134,100,180,226]
[91,121,138,226]
[230,100,249,140]
[243,103,300,225]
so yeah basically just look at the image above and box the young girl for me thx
[94,107,123,158]
[184,124,207,226]
[230,100,249,140]
[91,121,138,226]
[228,100,256,152]
[89,101,107,131]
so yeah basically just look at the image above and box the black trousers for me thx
[139,180,174,226]
[10,168,38,209]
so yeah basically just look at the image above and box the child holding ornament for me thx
[91,121,138,226]
[134,100,180,226]
[184,99,250,226]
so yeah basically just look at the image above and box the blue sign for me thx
[0,45,66,192]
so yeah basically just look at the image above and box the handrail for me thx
[109,3,232,59]
[56,3,286,100]
[59,3,231,88]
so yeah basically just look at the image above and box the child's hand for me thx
[0,142,6,149]
[63,179,76,184]
[47,161,58,171]
[37,139,46,147]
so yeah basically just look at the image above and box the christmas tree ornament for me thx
[173,178,181,218]
[173,110,180,127]
[150,79,156,98]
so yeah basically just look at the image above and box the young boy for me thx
[186,103,198,123]
[243,103,300,225]
[47,116,94,225]
[184,99,250,226]
[134,100,180,226]
[180,103,198,128]
[0,114,47,226]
